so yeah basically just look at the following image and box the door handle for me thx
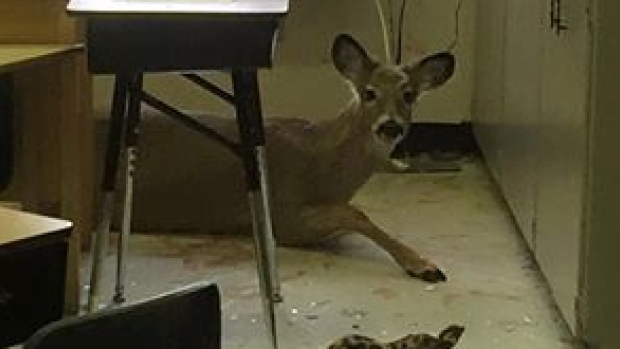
[550,0,569,35]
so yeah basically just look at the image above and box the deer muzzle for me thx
[376,119,407,140]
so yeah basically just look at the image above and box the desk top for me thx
[67,0,288,15]
[0,207,72,249]
[0,44,82,75]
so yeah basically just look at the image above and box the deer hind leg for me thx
[298,203,446,282]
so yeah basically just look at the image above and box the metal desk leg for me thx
[88,74,130,312]
[232,69,280,349]
[113,73,144,305]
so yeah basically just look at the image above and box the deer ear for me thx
[332,34,377,84]
[405,52,455,91]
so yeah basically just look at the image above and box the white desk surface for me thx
[0,207,72,247]
[67,0,288,15]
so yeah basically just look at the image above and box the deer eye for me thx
[362,87,378,102]
[403,90,415,104]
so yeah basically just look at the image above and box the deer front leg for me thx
[298,204,447,282]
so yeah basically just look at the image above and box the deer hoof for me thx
[407,268,447,283]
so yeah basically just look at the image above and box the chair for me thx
[23,282,221,349]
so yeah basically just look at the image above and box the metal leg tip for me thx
[113,293,126,304]
[272,293,283,303]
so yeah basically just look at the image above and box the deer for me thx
[136,34,455,282]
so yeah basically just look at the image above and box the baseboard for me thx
[393,122,479,158]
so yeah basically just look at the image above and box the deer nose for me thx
[377,119,405,139]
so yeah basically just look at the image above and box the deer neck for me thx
[314,98,373,153]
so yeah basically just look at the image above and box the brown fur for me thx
[169,35,455,281]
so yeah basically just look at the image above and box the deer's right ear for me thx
[331,34,376,84]
[405,52,455,92]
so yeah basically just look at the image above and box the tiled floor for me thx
[81,158,575,348]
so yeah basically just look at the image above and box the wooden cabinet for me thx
[471,0,506,184]
[475,0,620,346]
[0,1,94,313]
[535,0,589,331]
[500,0,544,247]
[475,0,585,332]
[474,0,601,339]
[474,0,546,248]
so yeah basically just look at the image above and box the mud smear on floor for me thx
[226,284,261,300]
[281,269,308,282]
[468,289,522,302]
[372,287,399,300]
[441,289,522,309]
[111,234,255,270]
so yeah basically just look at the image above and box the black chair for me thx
[23,282,221,349]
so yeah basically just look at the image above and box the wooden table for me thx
[0,45,81,74]
[0,206,72,248]
[67,1,287,347]
[0,207,72,347]
[0,44,94,314]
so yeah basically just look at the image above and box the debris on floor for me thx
[80,158,576,348]
[326,324,465,349]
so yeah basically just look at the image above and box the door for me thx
[472,0,507,182]
[501,0,544,247]
[536,0,590,332]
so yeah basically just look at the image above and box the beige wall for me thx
[89,0,476,231]
[93,0,475,123]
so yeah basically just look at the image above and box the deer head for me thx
[331,34,455,156]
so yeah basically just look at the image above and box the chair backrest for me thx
[24,282,221,349]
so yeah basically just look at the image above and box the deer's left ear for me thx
[405,52,455,91]
[332,34,378,85]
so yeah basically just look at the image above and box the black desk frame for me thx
[78,13,284,348]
